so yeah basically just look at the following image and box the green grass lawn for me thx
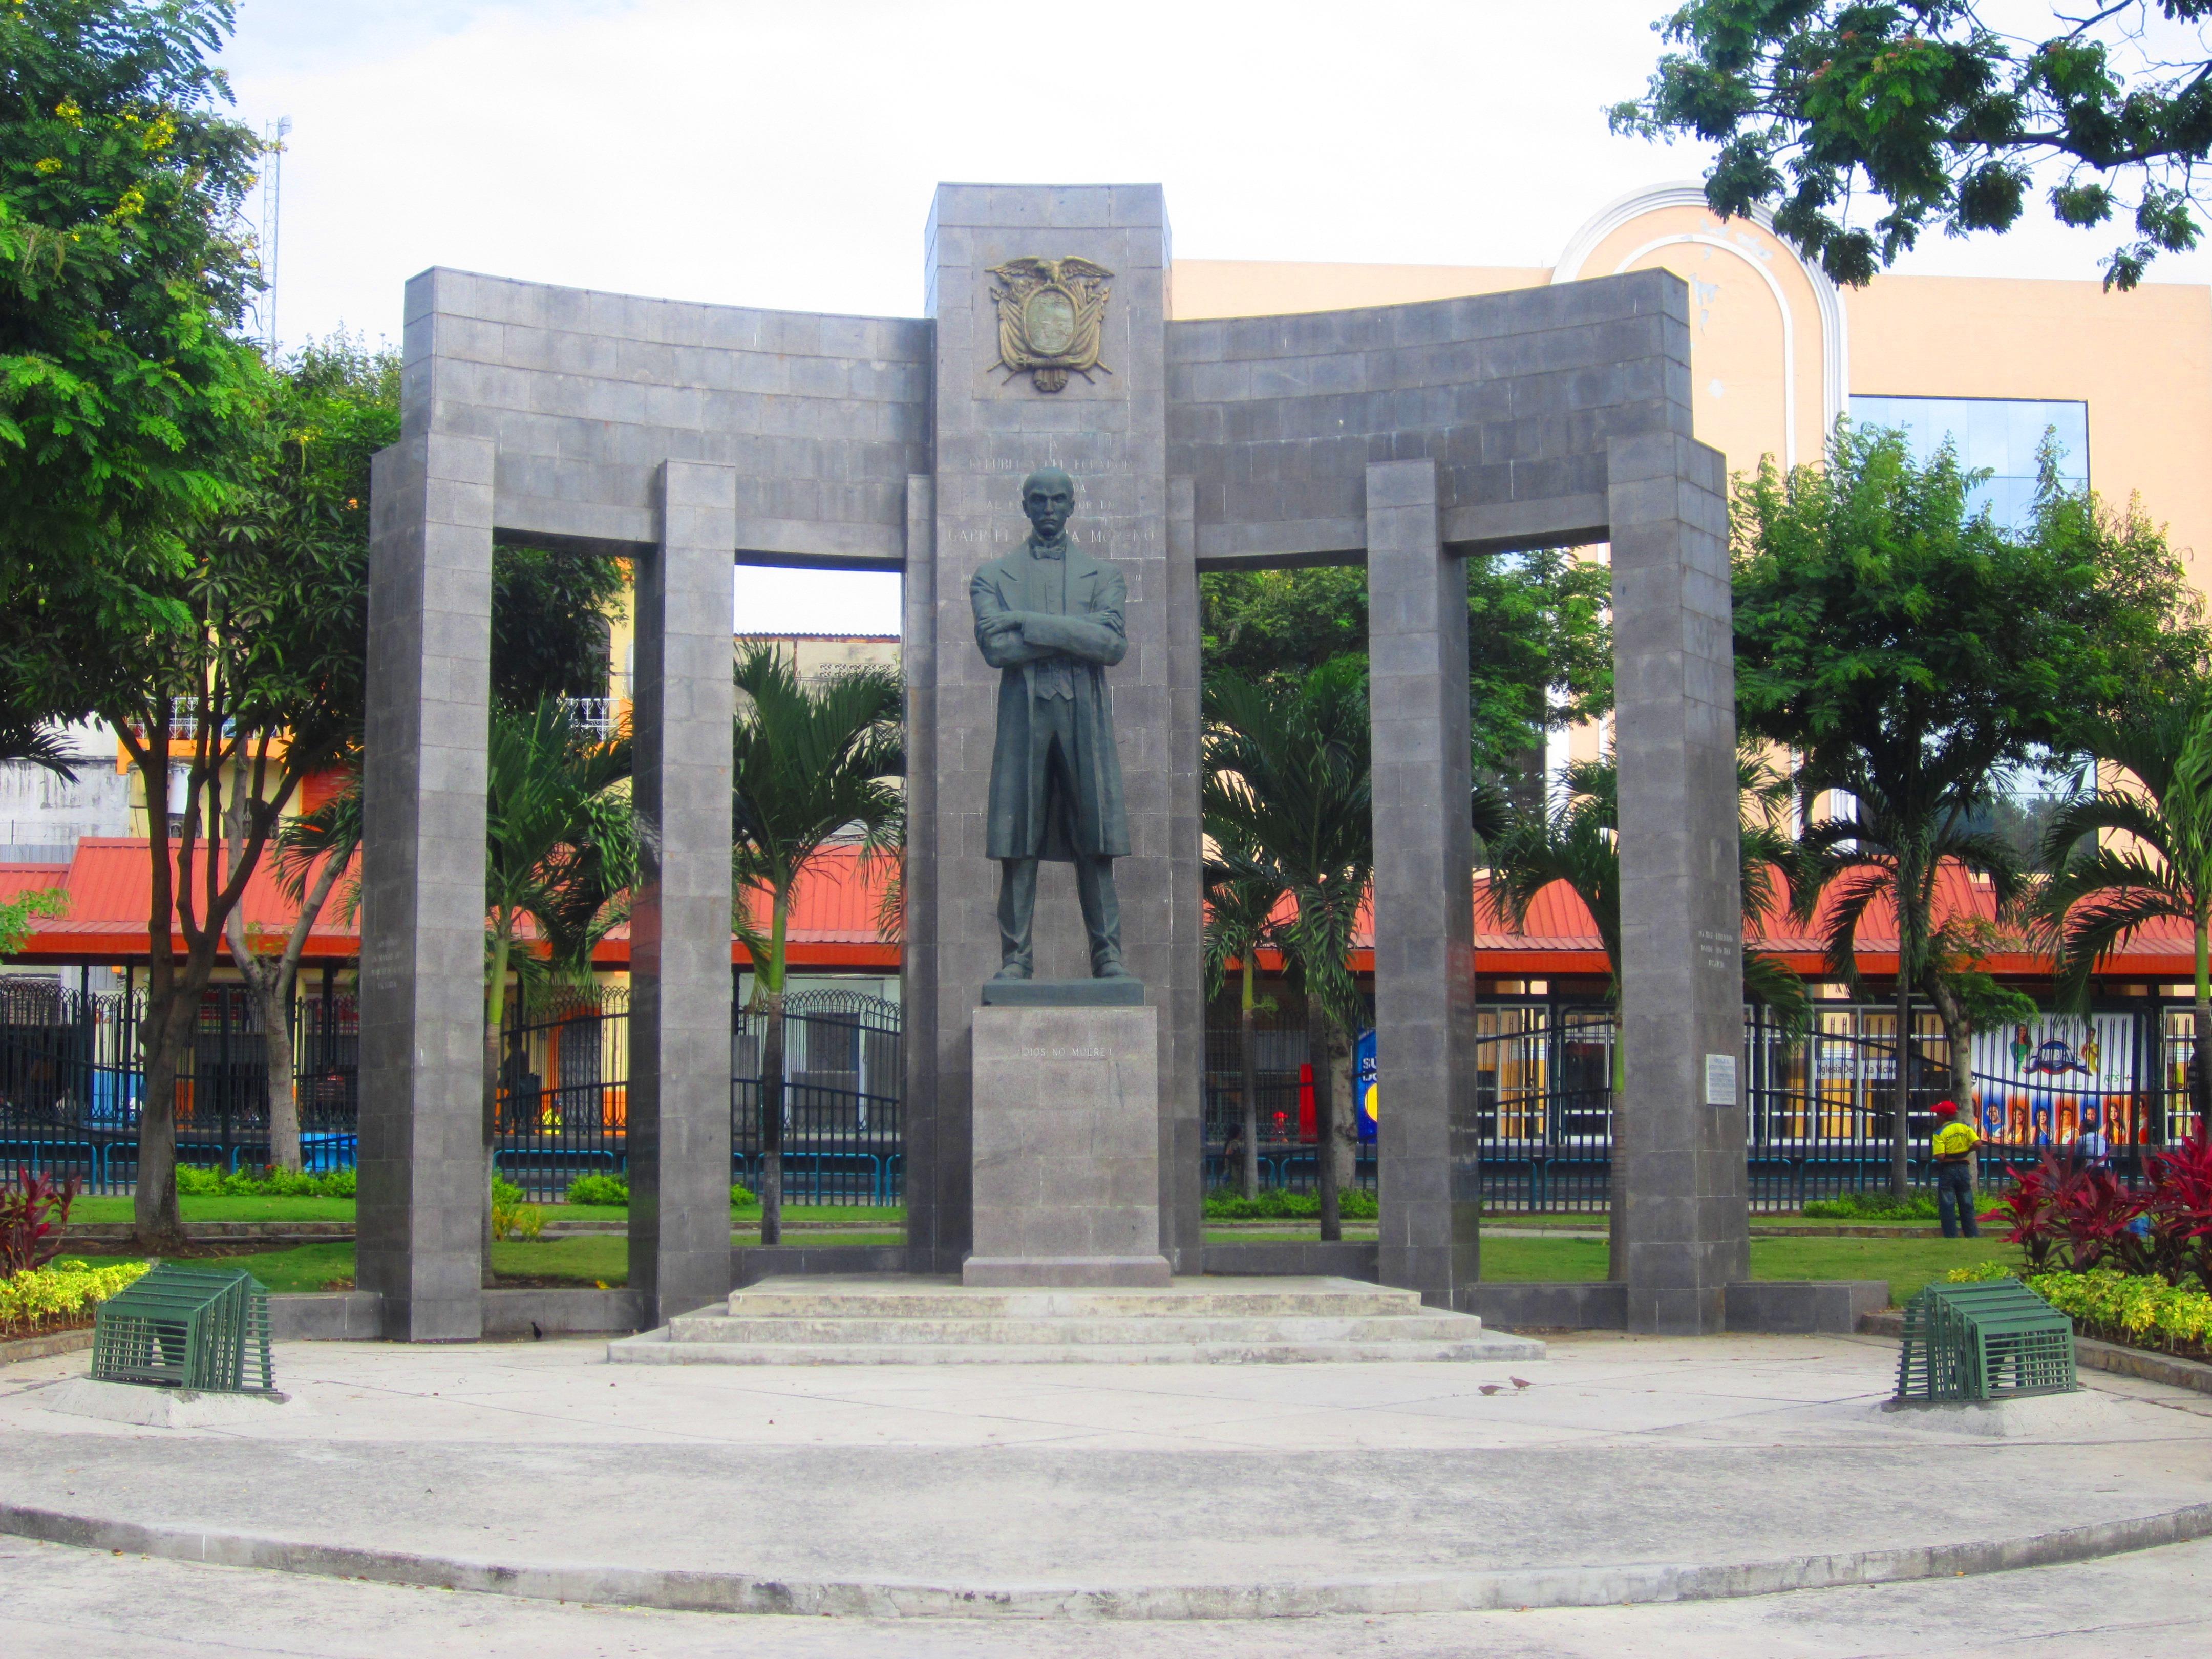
[69,1196,360,1224]
[1474,1231,2007,1306]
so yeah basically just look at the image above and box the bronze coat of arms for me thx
[987,257,1114,392]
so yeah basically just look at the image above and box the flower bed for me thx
[0,1258,151,1341]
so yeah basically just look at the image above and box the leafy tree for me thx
[2035,689,2212,1127]
[0,884,65,953]
[492,543,628,712]
[1613,2,2212,289]
[1730,421,2197,1196]
[0,0,265,744]
[729,643,902,1245]
[1199,548,1612,779]
[1202,661,1373,1240]
[1202,829,1288,1200]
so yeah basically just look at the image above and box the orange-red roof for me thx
[6,840,2193,981]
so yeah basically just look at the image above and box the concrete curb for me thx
[0,1329,93,1367]
[4,1498,2208,1619]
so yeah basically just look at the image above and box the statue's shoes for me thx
[1093,962,1134,980]
[991,965,1034,982]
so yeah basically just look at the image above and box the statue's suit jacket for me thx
[970,540,1131,861]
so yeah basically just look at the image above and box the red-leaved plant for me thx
[0,1171,81,1275]
[1984,1153,2066,1272]
[2143,1132,2212,1291]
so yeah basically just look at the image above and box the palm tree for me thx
[730,644,902,1246]
[481,696,635,1260]
[1790,754,2025,1200]
[1486,750,1805,1271]
[1201,661,1372,1241]
[1203,829,1288,1200]
[2035,691,2212,1126]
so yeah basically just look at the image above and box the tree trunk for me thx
[761,985,785,1246]
[1237,970,1260,1201]
[1308,995,1341,1242]
[1328,1024,1357,1202]
[132,986,195,1251]
[1892,973,1913,1202]
[1927,977,1975,1122]
[253,969,299,1173]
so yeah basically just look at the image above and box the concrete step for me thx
[609,1330,1544,1366]
[605,1275,1547,1365]
[666,1313,1491,1345]
[718,1287,1429,1320]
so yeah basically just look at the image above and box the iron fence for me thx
[488,985,906,1204]
[1205,998,2182,1213]
[0,980,358,1192]
[733,989,903,1205]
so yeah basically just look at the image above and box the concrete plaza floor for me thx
[3,1328,2211,1637]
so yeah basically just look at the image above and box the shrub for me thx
[1802,1192,1938,1221]
[0,1258,150,1335]
[490,1174,526,1208]
[1944,1259,2015,1284]
[2028,1267,2212,1354]
[1,1171,81,1273]
[1203,1188,1379,1221]
[731,1183,756,1209]
[566,1173,629,1207]
[171,1164,356,1199]
[491,1201,545,1241]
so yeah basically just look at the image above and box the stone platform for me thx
[607,1274,1544,1364]
[0,1336,2212,1628]
[7,1333,2212,1624]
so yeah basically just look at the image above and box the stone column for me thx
[1161,475,1205,1268]
[627,459,737,1325]
[1366,458,1481,1308]
[1607,431,1747,1335]
[359,429,494,1342]
[900,475,954,1270]
[919,185,1192,1274]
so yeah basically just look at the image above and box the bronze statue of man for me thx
[971,466,1131,980]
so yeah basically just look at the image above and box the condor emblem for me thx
[987,256,1114,392]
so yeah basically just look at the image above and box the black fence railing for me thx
[0,981,359,1192]
[9,977,2183,1217]
[732,990,903,1206]
[1203,998,2182,1213]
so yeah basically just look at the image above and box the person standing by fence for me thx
[1930,1099,1979,1239]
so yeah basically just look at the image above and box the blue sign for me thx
[1354,1028,1378,1143]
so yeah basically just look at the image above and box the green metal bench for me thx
[1895,1278,2075,1403]
[91,1264,274,1394]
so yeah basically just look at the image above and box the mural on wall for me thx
[1970,1013,2140,1150]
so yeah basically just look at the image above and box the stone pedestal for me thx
[965,1001,1170,1288]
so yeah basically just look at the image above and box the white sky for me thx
[216,0,2212,633]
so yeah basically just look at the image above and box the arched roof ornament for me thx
[1554,182,1849,443]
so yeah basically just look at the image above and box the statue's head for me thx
[1020,466,1075,541]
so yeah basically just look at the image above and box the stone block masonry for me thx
[366,182,1745,1334]
[965,1004,1169,1288]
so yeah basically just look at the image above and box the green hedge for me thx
[1204,1188,1379,1221]
[175,1165,356,1199]
[562,1175,757,1209]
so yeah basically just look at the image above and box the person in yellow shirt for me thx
[1930,1099,1980,1239]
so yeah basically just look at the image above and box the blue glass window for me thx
[1848,395,2088,531]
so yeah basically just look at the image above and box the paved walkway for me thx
[3,1330,2211,1624]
